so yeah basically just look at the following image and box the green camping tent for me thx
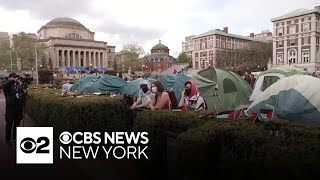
[247,75,320,123]
[250,65,309,101]
[191,68,252,113]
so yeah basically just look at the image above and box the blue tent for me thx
[65,67,78,74]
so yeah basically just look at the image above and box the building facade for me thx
[144,40,175,73]
[0,32,10,47]
[37,17,115,71]
[191,27,270,70]
[250,30,273,42]
[271,6,320,72]
[182,35,195,58]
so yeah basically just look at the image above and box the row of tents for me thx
[70,65,320,123]
[71,68,252,113]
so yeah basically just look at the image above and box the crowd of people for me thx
[130,79,206,112]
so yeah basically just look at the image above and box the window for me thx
[317,23,320,31]
[216,40,220,48]
[223,79,237,93]
[288,49,297,64]
[65,33,82,39]
[317,37,319,45]
[261,76,280,91]
[303,37,309,45]
[277,41,283,47]
[303,52,309,63]
[303,23,310,32]
[289,25,296,34]
[201,42,206,49]
[277,54,283,62]
[290,39,296,46]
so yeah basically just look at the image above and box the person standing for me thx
[3,73,24,145]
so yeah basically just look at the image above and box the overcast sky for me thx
[0,0,319,56]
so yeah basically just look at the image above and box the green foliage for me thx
[12,32,47,70]
[0,42,12,70]
[26,89,134,135]
[177,52,191,63]
[177,119,320,162]
[117,43,145,71]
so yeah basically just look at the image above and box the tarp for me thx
[191,68,252,113]
[159,74,191,101]
[120,78,156,97]
[72,75,126,94]
[247,75,320,123]
[71,75,98,91]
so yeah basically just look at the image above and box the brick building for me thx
[271,6,320,72]
[191,27,270,70]
[144,40,176,73]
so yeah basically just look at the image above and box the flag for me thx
[228,108,243,120]
[173,69,177,74]
[251,112,258,122]
[228,111,235,120]
[266,110,274,120]
[182,106,187,112]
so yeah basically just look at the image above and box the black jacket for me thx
[3,80,18,105]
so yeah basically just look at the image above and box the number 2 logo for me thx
[20,137,50,154]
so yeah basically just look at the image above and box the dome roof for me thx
[45,17,87,30]
[152,40,168,49]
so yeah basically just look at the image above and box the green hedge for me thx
[176,119,320,178]
[26,89,134,134]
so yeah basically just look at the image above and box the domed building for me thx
[37,17,115,72]
[144,40,176,73]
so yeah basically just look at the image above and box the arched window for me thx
[65,33,82,39]
[223,78,237,94]
[288,49,297,64]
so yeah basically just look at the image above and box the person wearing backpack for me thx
[178,80,206,111]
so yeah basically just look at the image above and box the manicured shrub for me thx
[26,88,134,135]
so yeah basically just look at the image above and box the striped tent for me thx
[246,75,320,123]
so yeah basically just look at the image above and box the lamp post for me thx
[35,44,39,84]
[31,68,34,77]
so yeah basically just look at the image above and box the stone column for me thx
[67,50,70,67]
[102,52,105,68]
[78,51,81,66]
[89,51,92,66]
[93,52,96,67]
[56,50,60,68]
[298,35,302,63]
[97,52,101,67]
[72,51,75,67]
[83,51,87,67]
[311,34,316,63]
[62,50,65,67]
